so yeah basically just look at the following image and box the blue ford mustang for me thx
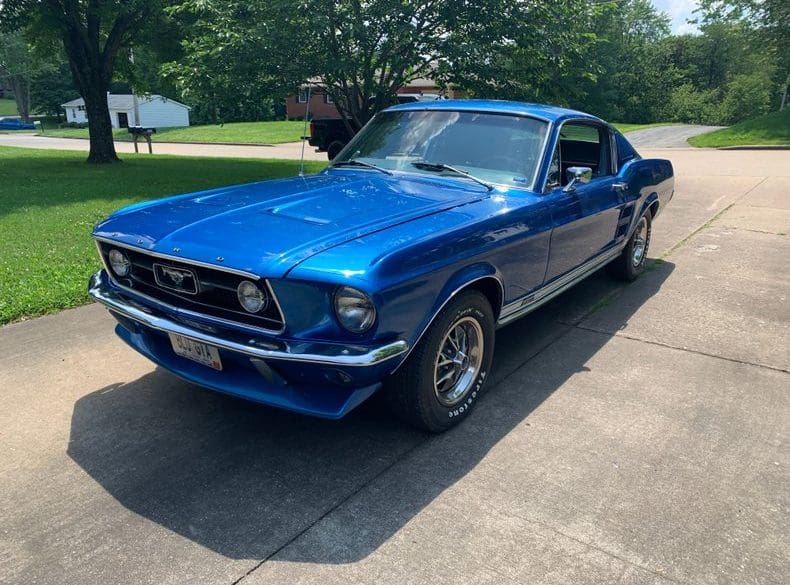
[89,100,673,432]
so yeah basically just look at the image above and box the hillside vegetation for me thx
[688,110,790,148]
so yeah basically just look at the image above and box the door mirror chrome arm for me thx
[612,182,628,193]
[563,166,593,193]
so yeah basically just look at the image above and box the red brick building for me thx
[286,77,463,120]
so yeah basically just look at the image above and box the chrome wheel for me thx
[433,317,484,406]
[632,216,648,267]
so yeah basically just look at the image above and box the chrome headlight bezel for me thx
[334,286,377,334]
[237,280,268,314]
[108,249,131,277]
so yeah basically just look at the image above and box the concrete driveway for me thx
[1,149,788,584]
[0,133,328,161]
[626,125,724,148]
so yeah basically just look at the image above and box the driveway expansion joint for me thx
[572,324,790,374]
[660,176,770,259]
[230,438,430,584]
[716,225,788,237]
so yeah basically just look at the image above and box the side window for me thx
[557,123,613,185]
[615,131,638,170]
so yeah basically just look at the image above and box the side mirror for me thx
[563,166,593,192]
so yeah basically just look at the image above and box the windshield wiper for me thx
[411,161,494,191]
[331,160,392,175]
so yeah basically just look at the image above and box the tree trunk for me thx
[83,86,119,163]
[9,76,30,121]
[62,28,120,164]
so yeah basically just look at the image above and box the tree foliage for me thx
[0,29,51,121]
[447,1,608,105]
[2,0,786,146]
[30,61,77,118]
[696,0,789,109]
[163,0,309,125]
[307,0,462,131]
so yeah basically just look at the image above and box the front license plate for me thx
[168,333,223,370]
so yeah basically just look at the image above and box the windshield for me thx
[333,110,549,190]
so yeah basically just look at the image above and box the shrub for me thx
[718,73,773,125]
[668,84,722,125]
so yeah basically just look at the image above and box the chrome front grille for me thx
[96,241,285,331]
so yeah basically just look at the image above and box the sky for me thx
[651,0,700,34]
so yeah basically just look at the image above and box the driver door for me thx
[544,121,623,281]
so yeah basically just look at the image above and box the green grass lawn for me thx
[40,120,306,144]
[0,97,18,116]
[0,146,325,325]
[613,122,674,134]
[688,110,790,147]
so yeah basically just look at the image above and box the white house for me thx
[61,93,191,128]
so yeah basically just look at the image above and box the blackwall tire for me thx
[327,141,345,160]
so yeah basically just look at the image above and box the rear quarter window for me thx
[615,131,640,169]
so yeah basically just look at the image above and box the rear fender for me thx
[619,158,674,229]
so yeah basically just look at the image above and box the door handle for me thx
[612,182,628,192]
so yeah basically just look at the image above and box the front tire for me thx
[607,210,652,281]
[384,290,495,433]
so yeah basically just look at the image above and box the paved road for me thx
[626,125,724,148]
[0,133,328,161]
[1,149,788,584]
[1,124,721,158]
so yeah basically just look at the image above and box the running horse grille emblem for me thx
[153,263,199,294]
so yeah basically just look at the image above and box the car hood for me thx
[94,171,490,278]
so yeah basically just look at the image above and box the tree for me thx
[574,0,673,122]
[170,1,612,131]
[0,30,40,121]
[447,1,610,106]
[1,1,164,163]
[31,61,78,119]
[696,0,789,109]
[307,0,464,132]
[163,0,309,125]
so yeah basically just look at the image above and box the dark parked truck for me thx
[307,118,355,160]
[308,94,442,160]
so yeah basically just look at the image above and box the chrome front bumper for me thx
[88,271,408,367]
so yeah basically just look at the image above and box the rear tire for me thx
[327,140,345,160]
[607,210,652,281]
[384,290,495,433]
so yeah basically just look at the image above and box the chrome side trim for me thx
[89,271,408,367]
[497,245,623,326]
[94,238,287,335]
[392,274,505,372]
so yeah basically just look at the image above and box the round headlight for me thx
[108,249,130,277]
[334,286,376,333]
[237,280,268,313]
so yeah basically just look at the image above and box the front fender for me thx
[428,263,504,323]
[388,263,504,371]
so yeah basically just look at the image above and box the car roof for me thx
[385,99,603,124]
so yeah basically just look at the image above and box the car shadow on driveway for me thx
[67,260,674,563]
